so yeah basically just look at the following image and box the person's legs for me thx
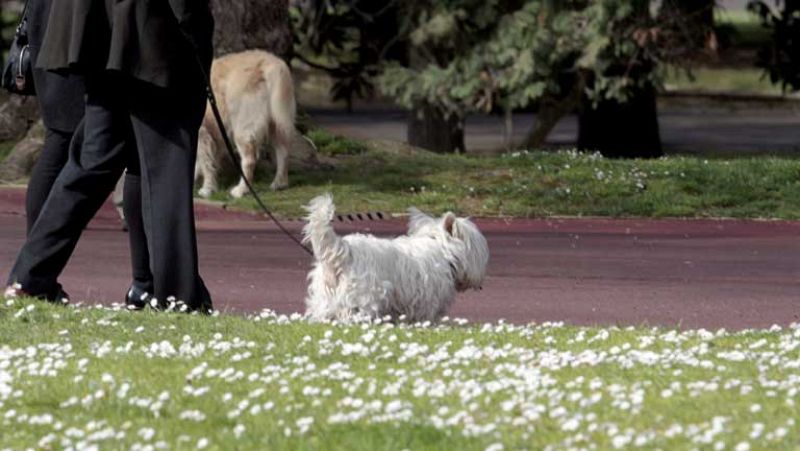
[25,127,72,233]
[128,80,212,312]
[7,74,131,299]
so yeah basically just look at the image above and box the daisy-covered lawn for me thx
[1,298,799,450]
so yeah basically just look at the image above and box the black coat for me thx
[29,0,85,133]
[36,0,214,89]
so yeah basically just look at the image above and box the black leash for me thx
[191,48,313,256]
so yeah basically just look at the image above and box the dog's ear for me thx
[443,212,458,237]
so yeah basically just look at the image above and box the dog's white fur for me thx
[195,50,296,198]
[302,194,489,322]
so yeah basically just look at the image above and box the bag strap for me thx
[15,0,31,34]
[20,0,31,18]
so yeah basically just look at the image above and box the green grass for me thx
[214,137,800,220]
[663,66,782,95]
[306,128,369,157]
[1,298,799,449]
[715,9,772,49]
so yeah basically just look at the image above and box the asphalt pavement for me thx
[2,187,798,330]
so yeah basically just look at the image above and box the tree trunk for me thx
[577,83,662,158]
[0,93,39,142]
[0,84,43,181]
[209,0,292,59]
[577,0,662,159]
[0,119,44,182]
[407,105,465,153]
[503,107,513,151]
[0,92,42,181]
[524,74,586,149]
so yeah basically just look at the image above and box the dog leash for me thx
[188,42,313,256]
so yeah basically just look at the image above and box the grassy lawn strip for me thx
[714,9,772,50]
[663,66,782,95]
[216,133,800,220]
[1,299,798,449]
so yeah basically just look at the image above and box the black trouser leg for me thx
[25,127,72,233]
[64,116,153,294]
[127,79,211,311]
[123,172,153,291]
[7,76,132,299]
[122,128,153,292]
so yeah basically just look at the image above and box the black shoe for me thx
[53,288,70,305]
[149,297,212,314]
[125,285,152,311]
[148,297,186,313]
[4,284,69,305]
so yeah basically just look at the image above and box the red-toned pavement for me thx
[1,186,798,330]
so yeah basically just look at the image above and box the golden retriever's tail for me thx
[267,60,296,146]
[303,194,348,265]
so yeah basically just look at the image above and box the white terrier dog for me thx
[302,194,489,322]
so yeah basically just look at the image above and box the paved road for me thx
[310,105,800,155]
[1,187,798,330]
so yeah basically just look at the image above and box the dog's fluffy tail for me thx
[303,194,347,264]
[266,60,296,145]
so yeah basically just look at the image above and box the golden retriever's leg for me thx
[270,135,290,191]
[229,140,257,199]
[196,125,218,198]
[268,62,295,191]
